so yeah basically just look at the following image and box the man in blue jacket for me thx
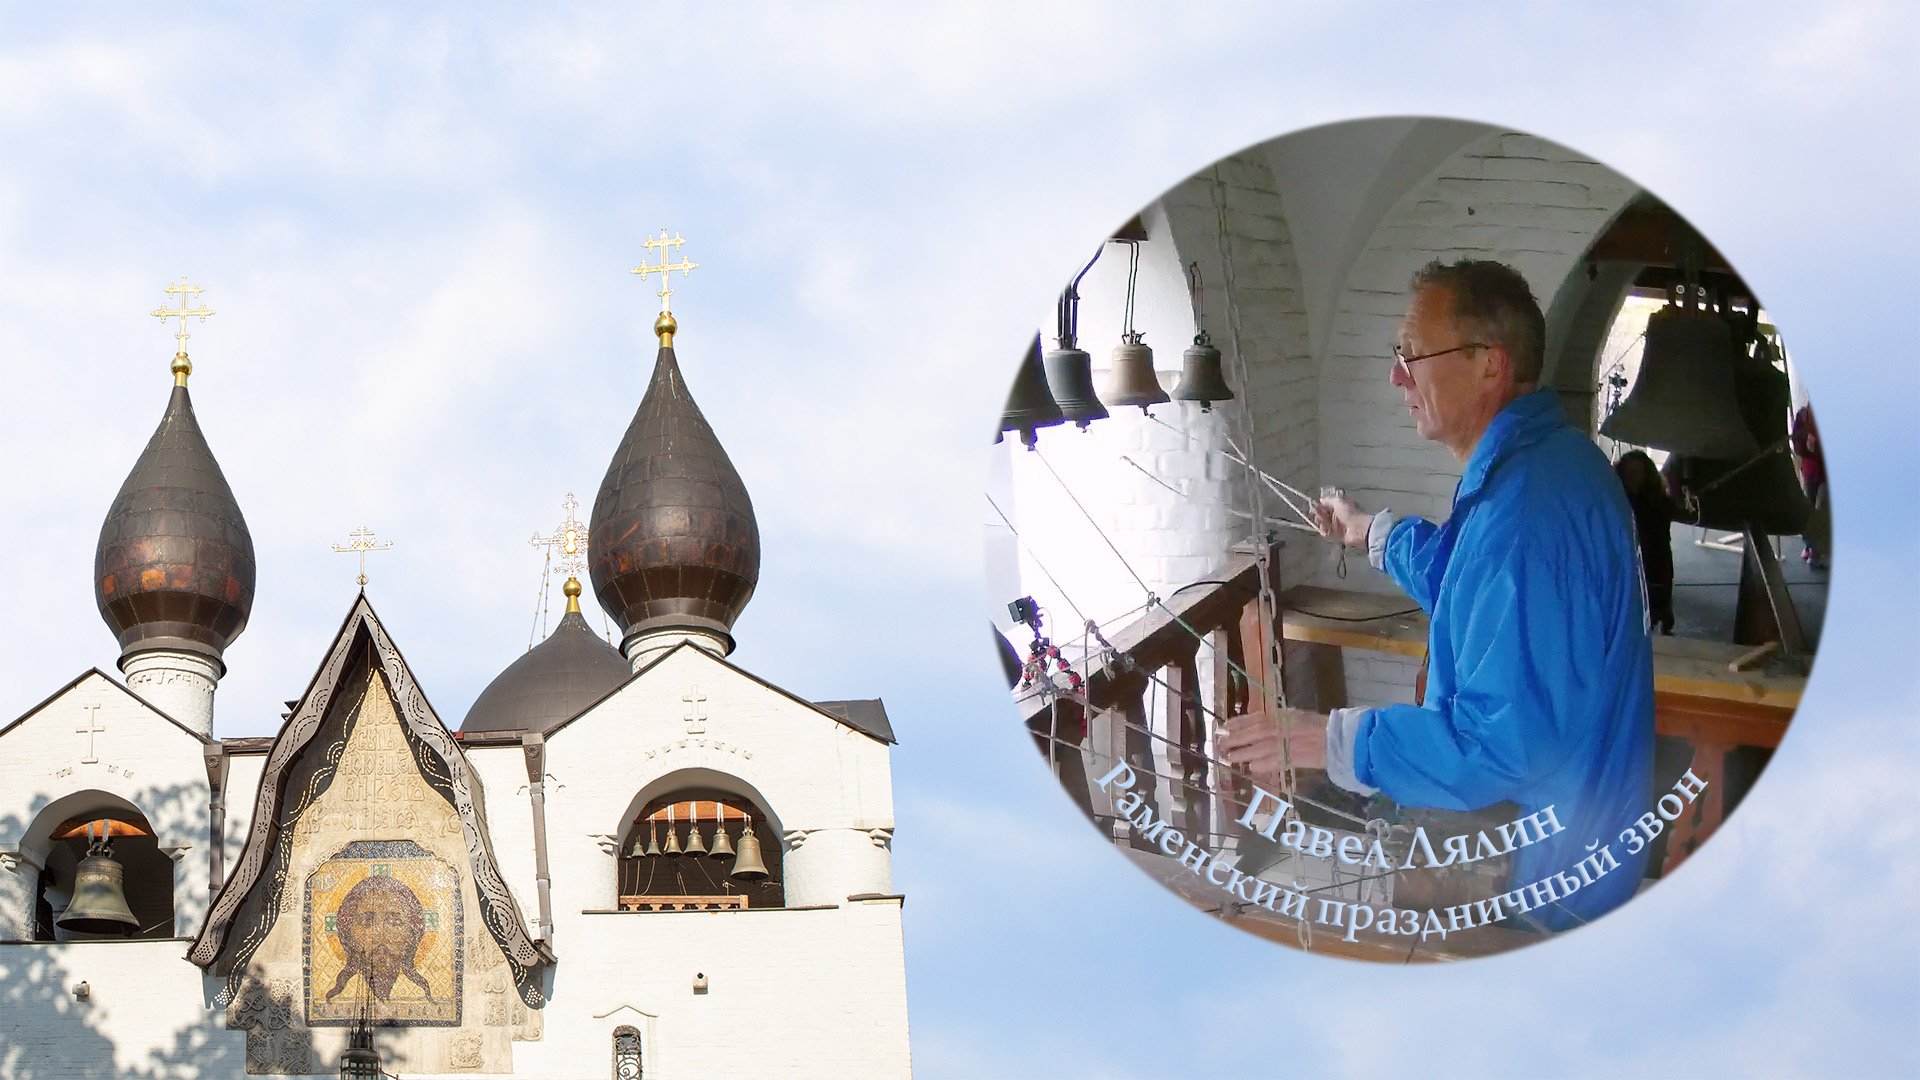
[1229,259,1654,931]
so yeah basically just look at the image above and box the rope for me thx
[1208,165,1299,800]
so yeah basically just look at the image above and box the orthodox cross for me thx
[76,703,104,765]
[528,492,588,581]
[331,526,395,588]
[631,229,698,313]
[682,686,707,734]
[152,278,213,355]
[152,278,214,385]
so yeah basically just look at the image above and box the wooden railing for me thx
[1018,549,1802,880]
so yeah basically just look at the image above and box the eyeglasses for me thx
[1392,341,1488,374]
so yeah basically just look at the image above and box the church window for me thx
[613,1025,643,1079]
[618,789,783,910]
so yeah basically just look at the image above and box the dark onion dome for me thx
[95,379,256,667]
[589,342,760,654]
[461,579,631,734]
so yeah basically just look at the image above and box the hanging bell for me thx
[729,822,770,879]
[998,336,1065,448]
[662,823,683,857]
[1600,303,1760,459]
[1665,338,1811,535]
[683,822,708,857]
[1042,344,1107,428]
[709,822,735,859]
[642,825,661,858]
[1104,332,1169,411]
[1172,331,1233,410]
[57,827,139,936]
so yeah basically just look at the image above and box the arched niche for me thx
[21,789,176,940]
[613,769,785,911]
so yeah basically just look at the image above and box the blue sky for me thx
[0,3,1914,1076]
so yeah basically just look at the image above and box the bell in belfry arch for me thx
[662,821,683,857]
[642,824,661,858]
[683,820,708,857]
[1105,332,1169,411]
[57,824,139,936]
[1172,331,1233,410]
[709,822,736,859]
[998,336,1065,449]
[1601,302,1759,459]
[729,822,770,879]
[1666,336,1811,535]
[1042,343,1107,428]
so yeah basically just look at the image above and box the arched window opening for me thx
[36,808,174,940]
[617,787,783,910]
[613,1024,643,1079]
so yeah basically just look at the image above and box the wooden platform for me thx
[1279,584,1805,712]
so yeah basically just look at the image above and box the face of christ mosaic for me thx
[304,840,463,1025]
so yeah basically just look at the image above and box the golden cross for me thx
[529,492,588,581]
[331,526,395,588]
[631,229,698,314]
[151,278,214,385]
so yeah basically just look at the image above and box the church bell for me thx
[662,824,683,857]
[57,823,140,936]
[1042,344,1108,428]
[998,336,1065,449]
[729,822,770,879]
[638,824,660,858]
[709,823,736,859]
[683,822,708,857]
[1171,332,1233,410]
[1665,335,1811,535]
[1105,332,1169,411]
[1600,301,1759,459]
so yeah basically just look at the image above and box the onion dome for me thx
[461,578,630,734]
[589,339,760,657]
[94,365,256,668]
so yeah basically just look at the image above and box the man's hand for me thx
[1219,709,1329,793]
[1313,495,1372,550]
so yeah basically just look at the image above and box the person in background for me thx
[1791,404,1826,568]
[1615,449,1676,635]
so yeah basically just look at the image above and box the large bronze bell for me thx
[1172,331,1233,410]
[1105,332,1169,411]
[1601,303,1759,459]
[57,826,139,936]
[729,822,770,879]
[1665,338,1811,535]
[998,336,1065,449]
[1043,344,1107,428]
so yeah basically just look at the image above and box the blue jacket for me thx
[1353,389,1654,930]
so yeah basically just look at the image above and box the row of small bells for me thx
[628,818,770,879]
[999,331,1235,449]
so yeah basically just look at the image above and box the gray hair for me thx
[1409,259,1546,385]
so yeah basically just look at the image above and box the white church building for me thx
[0,292,913,1077]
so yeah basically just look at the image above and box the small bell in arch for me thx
[729,822,770,879]
[709,822,736,859]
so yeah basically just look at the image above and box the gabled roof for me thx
[0,667,213,745]
[544,639,897,745]
[187,593,553,973]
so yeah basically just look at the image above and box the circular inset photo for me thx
[985,117,1826,961]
